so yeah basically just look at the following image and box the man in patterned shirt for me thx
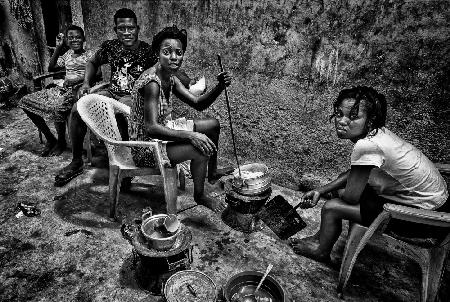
[55,8,191,187]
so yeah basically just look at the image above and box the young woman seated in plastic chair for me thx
[128,25,234,213]
[290,86,449,264]
[19,25,94,156]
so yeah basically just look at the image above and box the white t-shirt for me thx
[351,127,448,209]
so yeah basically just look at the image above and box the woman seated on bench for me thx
[290,86,449,263]
[19,25,94,156]
[128,25,233,212]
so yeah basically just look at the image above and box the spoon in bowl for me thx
[242,263,274,302]
[163,214,180,234]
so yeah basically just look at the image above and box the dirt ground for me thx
[0,106,449,302]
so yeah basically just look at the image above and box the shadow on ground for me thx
[0,107,449,302]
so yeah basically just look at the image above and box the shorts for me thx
[360,185,450,240]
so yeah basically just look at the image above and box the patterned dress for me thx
[129,64,194,168]
[19,49,94,122]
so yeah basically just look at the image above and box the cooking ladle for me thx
[162,214,180,233]
[217,55,243,185]
[242,263,274,302]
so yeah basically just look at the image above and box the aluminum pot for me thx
[140,210,180,251]
[232,163,271,195]
[224,271,286,302]
[225,188,272,214]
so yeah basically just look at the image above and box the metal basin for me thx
[224,271,286,302]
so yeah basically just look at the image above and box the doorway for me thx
[40,0,72,48]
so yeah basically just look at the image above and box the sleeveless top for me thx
[129,64,176,143]
[128,64,176,168]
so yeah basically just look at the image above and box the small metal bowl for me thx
[224,271,286,302]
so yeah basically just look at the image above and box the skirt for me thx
[19,85,80,122]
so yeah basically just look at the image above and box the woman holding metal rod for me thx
[128,25,233,212]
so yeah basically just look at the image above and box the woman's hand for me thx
[189,132,217,156]
[217,71,232,88]
[300,190,321,208]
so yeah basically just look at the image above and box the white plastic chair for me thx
[338,202,450,301]
[77,94,184,220]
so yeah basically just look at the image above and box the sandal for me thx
[54,162,84,187]
[208,166,235,184]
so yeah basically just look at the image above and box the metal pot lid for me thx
[225,179,272,197]
[132,226,192,257]
[164,270,217,302]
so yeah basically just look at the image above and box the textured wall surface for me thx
[0,0,46,84]
[7,0,450,188]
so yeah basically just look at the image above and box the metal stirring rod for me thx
[217,54,242,179]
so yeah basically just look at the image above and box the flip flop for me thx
[208,166,235,184]
[54,164,84,187]
[216,166,235,176]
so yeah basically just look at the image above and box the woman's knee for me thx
[167,143,208,163]
[195,118,220,134]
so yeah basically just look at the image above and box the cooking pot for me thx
[140,210,181,251]
[224,271,286,302]
[225,187,272,214]
[232,163,271,195]
[164,270,217,302]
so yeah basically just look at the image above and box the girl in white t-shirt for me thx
[19,25,93,157]
[289,86,449,264]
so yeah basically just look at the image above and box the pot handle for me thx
[141,207,153,221]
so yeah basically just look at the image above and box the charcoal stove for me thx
[221,178,272,233]
[131,226,193,295]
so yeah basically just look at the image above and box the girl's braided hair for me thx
[151,25,187,54]
[331,86,387,135]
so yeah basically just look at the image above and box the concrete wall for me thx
[0,0,47,85]
[7,0,450,188]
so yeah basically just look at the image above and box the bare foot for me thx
[288,232,320,245]
[49,142,66,156]
[194,194,227,213]
[208,166,234,184]
[290,239,331,264]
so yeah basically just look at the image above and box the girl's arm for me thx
[316,169,350,195]
[341,165,374,204]
[142,82,217,155]
[301,165,373,207]
[172,71,231,111]
[48,37,66,72]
